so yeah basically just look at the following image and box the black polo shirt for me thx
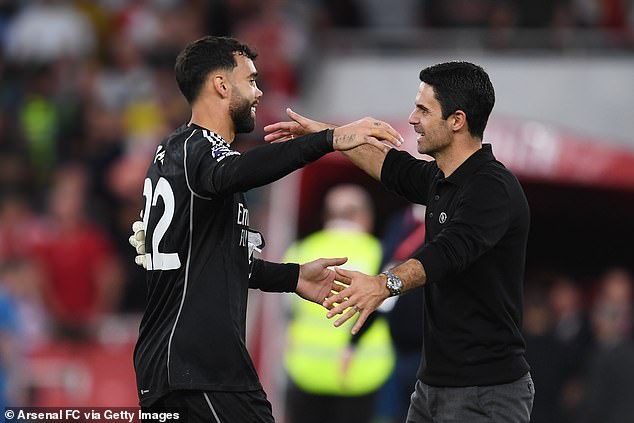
[381,144,530,387]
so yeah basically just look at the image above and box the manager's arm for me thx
[341,144,387,181]
[263,108,400,183]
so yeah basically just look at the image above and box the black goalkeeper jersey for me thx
[134,122,334,406]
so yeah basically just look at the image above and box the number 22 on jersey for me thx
[142,177,182,271]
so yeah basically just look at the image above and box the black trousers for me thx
[146,389,275,423]
[286,382,377,423]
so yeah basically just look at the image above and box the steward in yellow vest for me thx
[283,185,394,423]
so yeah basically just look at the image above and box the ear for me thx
[451,110,467,132]
[212,74,230,99]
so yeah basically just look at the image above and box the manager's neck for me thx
[435,136,482,178]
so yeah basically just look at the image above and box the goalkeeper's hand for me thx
[129,219,147,269]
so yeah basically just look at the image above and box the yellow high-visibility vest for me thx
[284,228,395,396]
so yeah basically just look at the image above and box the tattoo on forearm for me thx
[335,134,356,147]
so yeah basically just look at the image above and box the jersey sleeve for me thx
[249,259,299,293]
[186,129,334,197]
[381,149,438,205]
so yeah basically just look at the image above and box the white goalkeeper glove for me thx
[129,219,147,269]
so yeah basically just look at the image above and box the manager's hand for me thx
[324,269,389,335]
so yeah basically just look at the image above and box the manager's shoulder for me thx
[481,159,521,183]
[480,160,529,211]
[470,161,524,195]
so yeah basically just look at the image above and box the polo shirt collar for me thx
[443,143,496,186]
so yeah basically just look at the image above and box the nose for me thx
[408,109,418,125]
[256,86,263,99]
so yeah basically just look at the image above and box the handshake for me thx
[127,221,393,335]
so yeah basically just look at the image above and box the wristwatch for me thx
[381,270,403,297]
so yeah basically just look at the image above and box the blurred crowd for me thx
[523,268,634,423]
[314,0,634,40]
[0,0,633,417]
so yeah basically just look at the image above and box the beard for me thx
[229,90,256,134]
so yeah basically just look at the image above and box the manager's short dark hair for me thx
[419,62,495,139]
[174,36,257,104]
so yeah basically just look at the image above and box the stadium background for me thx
[0,0,633,422]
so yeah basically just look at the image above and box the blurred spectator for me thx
[283,184,394,423]
[523,283,569,423]
[602,0,629,30]
[93,32,155,114]
[578,268,634,423]
[571,0,602,27]
[17,65,62,182]
[579,339,634,423]
[0,146,34,199]
[550,276,592,351]
[548,275,593,422]
[4,0,96,64]
[589,268,633,348]
[235,0,307,127]
[486,0,518,48]
[374,204,426,423]
[32,164,123,340]
[0,259,48,351]
[0,262,25,408]
[112,0,162,53]
[380,205,426,271]
[0,191,46,262]
[0,1,19,50]
[153,1,206,50]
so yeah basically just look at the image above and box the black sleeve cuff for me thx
[294,128,334,159]
[249,259,300,293]
[325,128,334,149]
